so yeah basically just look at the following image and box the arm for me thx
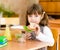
[36,26,54,46]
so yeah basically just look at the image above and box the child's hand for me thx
[26,33,31,39]
[34,24,40,36]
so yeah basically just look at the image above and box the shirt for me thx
[36,26,54,46]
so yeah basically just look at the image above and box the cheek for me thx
[37,17,40,20]
[28,17,31,22]
[36,17,41,23]
[37,18,40,23]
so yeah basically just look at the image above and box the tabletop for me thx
[0,40,49,50]
[0,29,49,50]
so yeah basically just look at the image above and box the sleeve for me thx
[36,26,54,46]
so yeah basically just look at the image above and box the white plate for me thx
[11,25,24,29]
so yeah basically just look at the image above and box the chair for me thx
[47,29,58,50]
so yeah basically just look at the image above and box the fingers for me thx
[26,33,31,39]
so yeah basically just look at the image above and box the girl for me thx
[26,4,54,47]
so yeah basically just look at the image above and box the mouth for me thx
[30,22,36,29]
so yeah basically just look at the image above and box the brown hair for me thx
[26,4,48,26]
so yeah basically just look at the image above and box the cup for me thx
[15,31,26,43]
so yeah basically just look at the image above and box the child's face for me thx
[28,14,43,24]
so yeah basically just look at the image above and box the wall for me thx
[0,0,39,25]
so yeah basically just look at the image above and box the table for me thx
[0,30,49,50]
[0,40,49,50]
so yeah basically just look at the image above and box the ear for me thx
[41,12,45,20]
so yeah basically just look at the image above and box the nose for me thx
[32,17,35,20]
[31,16,35,22]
